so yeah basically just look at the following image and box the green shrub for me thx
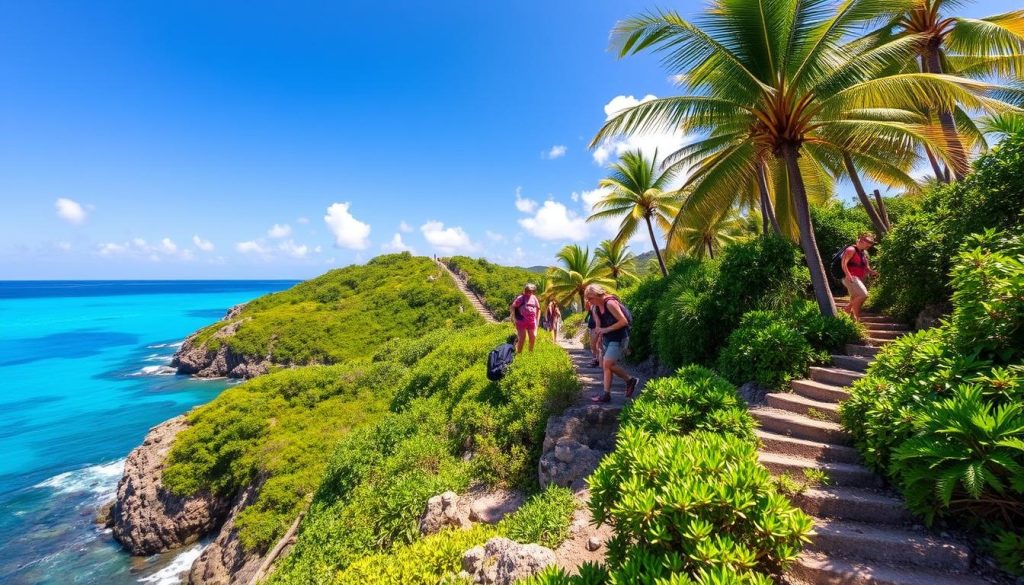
[588,428,812,582]
[716,312,817,389]
[993,530,1024,577]
[335,525,495,585]
[445,256,540,320]
[619,365,754,439]
[522,561,775,585]
[872,131,1024,320]
[560,311,586,340]
[785,299,863,353]
[498,486,577,549]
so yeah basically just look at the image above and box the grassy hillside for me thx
[443,256,540,320]
[190,253,482,366]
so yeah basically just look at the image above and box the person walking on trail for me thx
[585,284,638,403]
[511,283,541,352]
[585,300,602,367]
[545,301,562,342]
[841,233,878,322]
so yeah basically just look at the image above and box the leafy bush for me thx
[785,299,863,353]
[523,562,774,585]
[716,312,817,389]
[841,229,1024,573]
[190,253,482,367]
[445,255,540,320]
[560,311,586,340]
[872,131,1024,320]
[583,366,811,583]
[498,487,577,549]
[619,365,754,439]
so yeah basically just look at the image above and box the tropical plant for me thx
[544,244,615,310]
[593,0,1014,316]
[589,149,679,276]
[595,238,639,283]
[869,1,1024,181]
[716,311,819,389]
[674,207,746,259]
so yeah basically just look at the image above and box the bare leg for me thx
[850,295,866,322]
[516,328,526,353]
[527,326,536,351]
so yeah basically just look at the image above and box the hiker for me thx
[585,299,602,367]
[841,233,878,322]
[545,301,561,341]
[585,284,638,403]
[511,283,541,352]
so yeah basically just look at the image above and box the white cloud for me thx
[542,145,567,160]
[593,94,689,166]
[98,242,127,256]
[278,240,309,258]
[159,238,178,254]
[324,202,371,250]
[236,240,268,254]
[382,233,415,253]
[518,201,590,241]
[485,230,505,242]
[268,223,292,239]
[192,234,215,252]
[97,237,192,260]
[55,198,87,224]
[514,187,538,213]
[399,221,413,233]
[421,221,475,253]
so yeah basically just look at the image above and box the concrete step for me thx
[808,520,972,572]
[832,355,872,373]
[751,408,851,445]
[766,392,841,422]
[792,379,849,403]
[790,486,911,525]
[759,453,880,488]
[846,344,880,358]
[790,552,986,585]
[865,337,896,346]
[756,430,861,464]
[866,329,904,341]
[864,323,909,332]
[860,315,904,324]
[810,367,864,387]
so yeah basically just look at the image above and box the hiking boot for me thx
[591,392,612,403]
[625,377,639,398]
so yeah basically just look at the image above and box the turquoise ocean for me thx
[0,281,297,585]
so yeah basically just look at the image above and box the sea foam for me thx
[133,365,178,376]
[33,459,125,501]
[138,544,205,585]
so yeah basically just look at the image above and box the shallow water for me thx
[0,281,296,584]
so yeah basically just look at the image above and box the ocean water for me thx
[0,281,297,585]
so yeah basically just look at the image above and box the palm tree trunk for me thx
[707,240,714,259]
[924,145,949,184]
[923,49,968,181]
[782,143,835,317]
[873,189,891,231]
[645,215,669,277]
[756,161,782,235]
[842,152,888,237]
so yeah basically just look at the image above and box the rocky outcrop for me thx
[171,303,271,379]
[461,537,556,585]
[419,487,525,536]
[188,482,265,585]
[112,416,231,555]
[538,404,621,491]
[420,491,472,535]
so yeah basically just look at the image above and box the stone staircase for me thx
[752,299,987,585]
[434,258,499,324]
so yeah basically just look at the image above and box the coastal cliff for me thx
[171,304,271,379]
[111,416,231,555]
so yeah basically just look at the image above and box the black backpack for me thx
[829,246,862,280]
[486,343,516,381]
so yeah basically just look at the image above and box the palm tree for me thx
[872,2,1024,180]
[673,208,745,260]
[544,244,615,310]
[595,239,640,283]
[588,150,679,277]
[593,1,1013,316]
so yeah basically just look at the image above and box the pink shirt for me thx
[513,294,540,326]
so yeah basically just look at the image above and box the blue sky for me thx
[0,0,1015,279]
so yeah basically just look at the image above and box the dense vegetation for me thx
[190,253,481,366]
[872,133,1024,321]
[444,256,540,320]
[841,228,1024,573]
[526,367,812,584]
[267,326,579,582]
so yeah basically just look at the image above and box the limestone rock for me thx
[467,489,524,524]
[461,537,556,584]
[112,416,231,555]
[586,536,602,552]
[420,491,471,535]
[188,482,264,585]
[538,405,621,491]
[171,308,271,379]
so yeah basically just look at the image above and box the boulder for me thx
[419,491,471,535]
[468,489,524,524]
[188,482,264,585]
[461,537,556,584]
[737,381,770,406]
[112,416,231,555]
[538,405,621,491]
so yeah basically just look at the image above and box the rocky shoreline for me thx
[170,303,272,379]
